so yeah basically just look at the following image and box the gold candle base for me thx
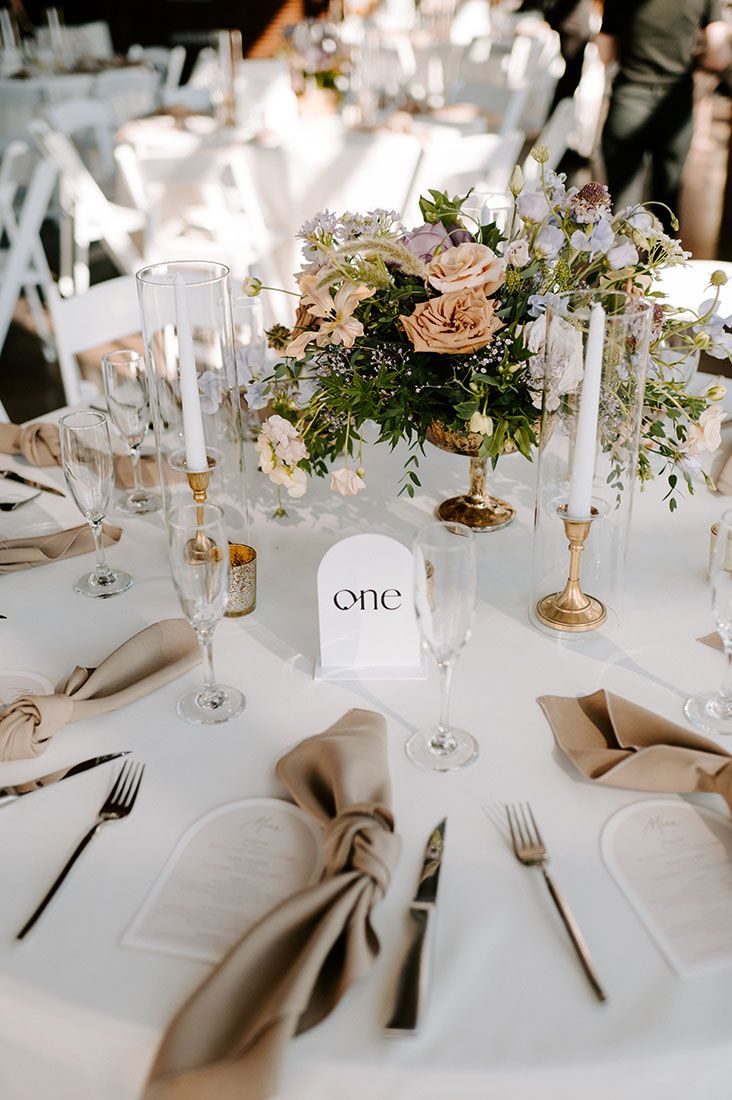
[535,505,607,632]
[184,459,215,564]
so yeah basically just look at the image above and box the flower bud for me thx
[711,269,728,287]
[530,144,549,165]
[706,381,727,401]
[242,276,262,297]
[356,467,366,479]
[509,165,524,196]
[694,332,712,350]
[468,411,494,436]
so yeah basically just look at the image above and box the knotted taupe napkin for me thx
[539,690,732,812]
[0,523,121,573]
[0,420,158,488]
[0,619,199,760]
[0,422,61,466]
[144,708,400,1100]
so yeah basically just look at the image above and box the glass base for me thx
[73,568,133,599]
[177,684,245,726]
[405,727,478,772]
[116,489,161,515]
[684,692,732,735]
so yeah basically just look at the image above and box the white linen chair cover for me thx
[46,274,140,405]
[0,142,57,367]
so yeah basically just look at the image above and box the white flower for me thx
[256,433,276,473]
[468,411,493,435]
[241,276,262,296]
[685,405,725,457]
[570,218,614,257]
[525,313,584,412]
[533,225,564,260]
[271,464,308,498]
[509,165,524,196]
[197,370,224,415]
[606,236,639,270]
[504,239,530,267]
[262,414,308,465]
[330,467,365,495]
[517,190,551,223]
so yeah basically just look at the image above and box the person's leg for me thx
[550,33,587,111]
[649,78,695,231]
[602,80,655,212]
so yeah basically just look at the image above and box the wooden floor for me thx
[3,93,732,422]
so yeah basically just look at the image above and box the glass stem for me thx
[431,659,457,753]
[90,519,112,582]
[130,444,145,501]
[721,641,732,700]
[197,631,224,708]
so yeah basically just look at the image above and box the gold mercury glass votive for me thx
[225,544,257,616]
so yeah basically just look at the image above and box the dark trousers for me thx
[601,76,695,231]
[550,32,588,112]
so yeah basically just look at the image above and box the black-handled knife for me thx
[385,818,446,1035]
[0,469,65,498]
[0,752,130,807]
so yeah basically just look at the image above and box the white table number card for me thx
[316,532,423,680]
[123,799,322,963]
[601,799,732,976]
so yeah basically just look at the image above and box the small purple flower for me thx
[244,381,269,411]
[401,222,452,263]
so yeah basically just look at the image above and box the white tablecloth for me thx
[2,410,732,1100]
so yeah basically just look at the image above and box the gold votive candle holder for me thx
[225,543,256,617]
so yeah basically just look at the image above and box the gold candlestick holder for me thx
[184,457,216,564]
[535,505,606,632]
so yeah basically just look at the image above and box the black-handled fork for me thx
[17,760,144,940]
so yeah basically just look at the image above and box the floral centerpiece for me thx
[244,146,731,520]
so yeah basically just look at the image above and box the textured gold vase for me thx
[426,422,516,532]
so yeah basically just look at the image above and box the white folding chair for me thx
[94,68,161,125]
[43,97,117,192]
[30,119,145,297]
[522,98,577,186]
[570,42,606,159]
[127,45,186,90]
[46,275,140,405]
[404,130,524,221]
[0,143,57,363]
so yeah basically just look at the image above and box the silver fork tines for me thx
[17,760,145,940]
[505,801,607,1003]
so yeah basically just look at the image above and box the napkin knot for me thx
[18,422,61,466]
[321,805,398,895]
[0,694,74,760]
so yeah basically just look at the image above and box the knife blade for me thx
[0,469,65,498]
[0,752,130,807]
[385,818,446,1035]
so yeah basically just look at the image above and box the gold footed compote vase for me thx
[426,422,516,532]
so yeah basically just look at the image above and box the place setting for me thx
[6,1,732,1098]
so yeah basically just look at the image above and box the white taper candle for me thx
[567,301,606,519]
[173,273,208,473]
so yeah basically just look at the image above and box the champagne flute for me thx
[101,349,161,515]
[59,411,133,598]
[684,509,732,733]
[406,520,478,771]
[167,502,245,725]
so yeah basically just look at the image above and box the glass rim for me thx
[167,501,225,530]
[719,508,732,530]
[135,260,230,288]
[58,410,107,430]
[551,289,654,315]
[414,519,475,547]
[101,349,143,366]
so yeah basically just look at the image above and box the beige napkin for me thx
[0,618,199,760]
[700,632,724,650]
[144,708,400,1100]
[0,523,122,574]
[539,690,732,812]
[0,420,158,488]
[0,422,61,466]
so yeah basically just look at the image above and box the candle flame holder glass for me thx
[136,261,250,569]
[530,290,653,636]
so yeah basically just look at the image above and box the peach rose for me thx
[426,242,505,294]
[400,288,502,355]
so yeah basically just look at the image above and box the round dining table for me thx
[1,396,732,1100]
